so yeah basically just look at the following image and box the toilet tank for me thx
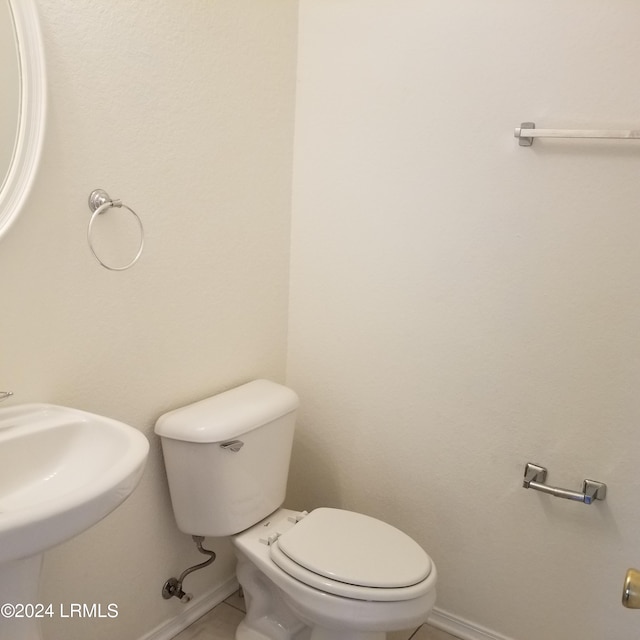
[155,379,299,537]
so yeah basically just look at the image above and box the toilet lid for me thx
[273,508,431,590]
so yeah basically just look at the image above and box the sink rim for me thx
[0,403,149,564]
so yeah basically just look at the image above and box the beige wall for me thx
[287,2,640,639]
[0,1,298,639]
[6,1,640,639]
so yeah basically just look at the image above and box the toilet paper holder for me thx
[522,463,607,504]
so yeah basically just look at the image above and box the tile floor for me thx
[173,591,458,640]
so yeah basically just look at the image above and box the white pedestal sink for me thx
[0,404,149,640]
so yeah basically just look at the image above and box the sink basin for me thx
[0,403,149,565]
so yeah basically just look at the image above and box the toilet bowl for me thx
[232,507,437,640]
[155,380,437,640]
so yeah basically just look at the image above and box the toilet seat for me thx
[270,508,433,602]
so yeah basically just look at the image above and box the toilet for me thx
[155,379,437,640]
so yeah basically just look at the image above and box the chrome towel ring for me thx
[87,189,145,271]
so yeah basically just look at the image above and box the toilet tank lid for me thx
[154,379,299,443]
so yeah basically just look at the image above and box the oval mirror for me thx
[0,0,46,240]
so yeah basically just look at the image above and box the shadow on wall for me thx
[286,432,342,511]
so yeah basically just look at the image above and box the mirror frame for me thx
[0,0,46,240]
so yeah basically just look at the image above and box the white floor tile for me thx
[173,592,460,640]
[411,624,460,640]
[173,603,244,640]
[388,627,418,640]
[223,590,246,613]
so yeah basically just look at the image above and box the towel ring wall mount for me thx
[87,189,145,271]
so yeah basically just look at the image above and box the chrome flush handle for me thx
[0,391,13,402]
[219,440,244,452]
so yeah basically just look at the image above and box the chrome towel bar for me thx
[522,463,606,504]
[515,122,640,146]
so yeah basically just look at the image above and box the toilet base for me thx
[234,548,422,640]
[236,619,289,640]
[237,620,385,640]
[235,553,310,640]
[309,630,385,640]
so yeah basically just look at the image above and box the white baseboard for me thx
[138,579,514,640]
[428,607,516,640]
[138,576,239,640]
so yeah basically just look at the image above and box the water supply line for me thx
[162,536,216,603]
